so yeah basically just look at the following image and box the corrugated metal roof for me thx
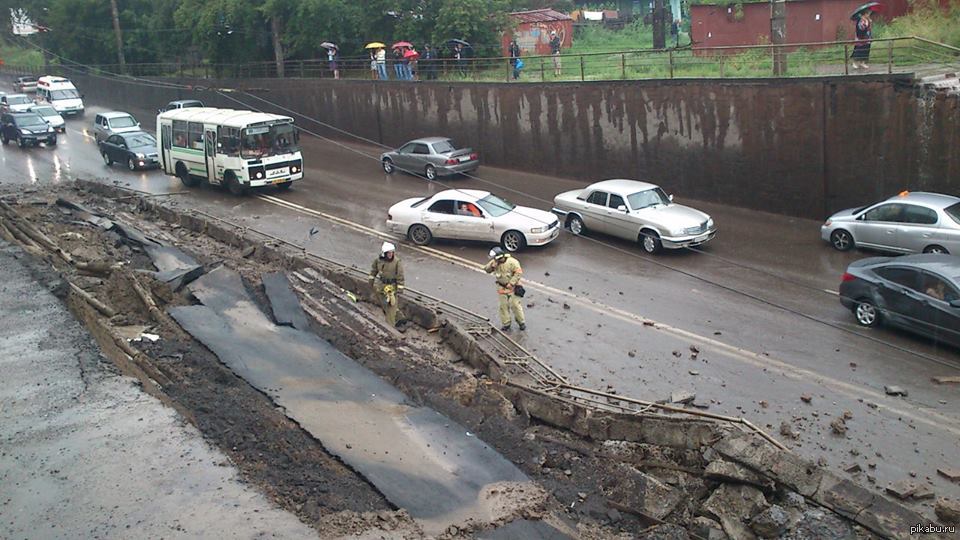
[509,9,573,23]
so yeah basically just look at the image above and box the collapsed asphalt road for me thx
[0,82,958,524]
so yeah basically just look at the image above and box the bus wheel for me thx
[226,172,248,196]
[177,163,200,187]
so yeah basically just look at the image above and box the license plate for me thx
[272,178,287,185]
[458,156,471,163]
[694,233,710,243]
[267,167,289,178]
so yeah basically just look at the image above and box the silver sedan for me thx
[380,137,479,181]
[821,191,960,254]
[552,179,716,254]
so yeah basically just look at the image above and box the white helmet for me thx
[381,241,396,255]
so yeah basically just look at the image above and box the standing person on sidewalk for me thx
[851,10,873,70]
[369,242,408,330]
[484,247,526,331]
[328,47,340,80]
[376,47,388,80]
[549,30,562,76]
[508,38,522,80]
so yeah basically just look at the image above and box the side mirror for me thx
[617,205,627,212]
[950,299,960,308]
[668,194,674,202]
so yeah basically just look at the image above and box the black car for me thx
[0,112,57,148]
[840,254,960,347]
[99,131,159,170]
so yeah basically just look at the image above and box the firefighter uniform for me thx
[485,251,525,330]
[370,247,405,327]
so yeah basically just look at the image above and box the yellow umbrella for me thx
[365,42,386,49]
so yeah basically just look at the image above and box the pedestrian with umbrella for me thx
[321,42,340,80]
[508,38,521,80]
[850,2,880,70]
[403,48,420,80]
[393,42,414,80]
[448,39,470,77]
[366,42,388,80]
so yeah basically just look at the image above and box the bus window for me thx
[172,120,188,148]
[218,126,240,156]
[241,123,299,159]
[188,122,204,150]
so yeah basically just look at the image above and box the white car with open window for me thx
[157,107,303,195]
[386,189,560,252]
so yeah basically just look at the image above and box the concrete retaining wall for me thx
[61,73,960,219]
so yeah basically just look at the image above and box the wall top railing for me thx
[4,35,958,83]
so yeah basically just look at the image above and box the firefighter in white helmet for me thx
[369,241,408,329]
[484,246,526,331]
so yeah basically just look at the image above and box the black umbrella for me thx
[850,1,881,20]
[446,38,471,47]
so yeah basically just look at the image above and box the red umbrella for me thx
[392,41,413,49]
[403,49,419,59]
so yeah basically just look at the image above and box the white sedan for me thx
[387,189,560,252]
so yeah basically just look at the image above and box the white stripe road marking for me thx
[255,193,960,436]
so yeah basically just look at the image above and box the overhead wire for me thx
[14,45,959,368]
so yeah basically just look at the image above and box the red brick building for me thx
[502,9,574,57]
[690,0,909,50]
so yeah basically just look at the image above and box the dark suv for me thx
[1,112,58,148]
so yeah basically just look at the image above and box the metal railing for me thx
[4,36,958,82]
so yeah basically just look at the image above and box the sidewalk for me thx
[0,241,315,539]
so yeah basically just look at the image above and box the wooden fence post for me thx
[621,53,626,79]
[844,45,849,75]
[668,49,674,78]
[887,40,894,73]
[540,57,545,81]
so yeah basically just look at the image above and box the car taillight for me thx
[469,152,478,160]
[445,158,458,165]
[841,272,856,282]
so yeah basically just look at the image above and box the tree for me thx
[432,0,512,56]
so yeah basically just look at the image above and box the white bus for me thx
[157,107,303,194]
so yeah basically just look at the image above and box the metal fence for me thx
[6,36,959,82]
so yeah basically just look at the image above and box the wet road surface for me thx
[2,99,958,516]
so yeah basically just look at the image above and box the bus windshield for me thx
[241,122,299,158]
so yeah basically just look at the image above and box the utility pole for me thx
[270,17,285,78]
[770,0,786,75]
[109,0,126,71]
[652,0,666,49]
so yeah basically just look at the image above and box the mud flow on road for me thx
[0,182,951,540]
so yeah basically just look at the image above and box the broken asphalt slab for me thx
[169,266,549,537]
[262,272,310,330]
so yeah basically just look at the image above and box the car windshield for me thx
[627,187,670,210]
[476,194,516,217]
[109,116,137,128]
[17,115,47,128]
[945,203,960,226]
[241,122,299,158]
[432,139,458,154]
[8,96,31,105]
[50,89,80,100]
[124,134,156,148]
[31,106,57,116]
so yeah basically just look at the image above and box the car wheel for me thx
[830,229,854,251]
[226,172,248,196]
[640,229,662,254]
[382,158,395,174]
[924,245,949,255]
[408,224,433,246]
[47,136,57,146]
[127,157,137,171]
[177,162,200,187]
[425,164,437,181]
[102,152,113,166]
[501,230,527,252]
[568,215,585,235]
[1,134,8,145]
[854,299,880,327]
[16,136,25,149]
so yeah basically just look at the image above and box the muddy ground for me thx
[0,183,894,539]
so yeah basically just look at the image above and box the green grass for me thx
[874,0,960,49]
[0,42,44,68]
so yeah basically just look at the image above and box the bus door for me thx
[161,123,172,173]
[204,128,217,183]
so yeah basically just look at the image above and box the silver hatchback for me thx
[821,192,960,255]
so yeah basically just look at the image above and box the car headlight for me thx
[530,226,546,234]
[706,218,714,229]
[256,172,264,179]
[136,153,145,159]
[669,227,685,236]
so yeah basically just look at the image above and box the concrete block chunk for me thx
[607,466,684,521]
[701,484,768,540]
[935,498,960,524]
[704,459,771,488]
[749,505,789,538]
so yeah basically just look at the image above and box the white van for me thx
[36,76,84,117]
